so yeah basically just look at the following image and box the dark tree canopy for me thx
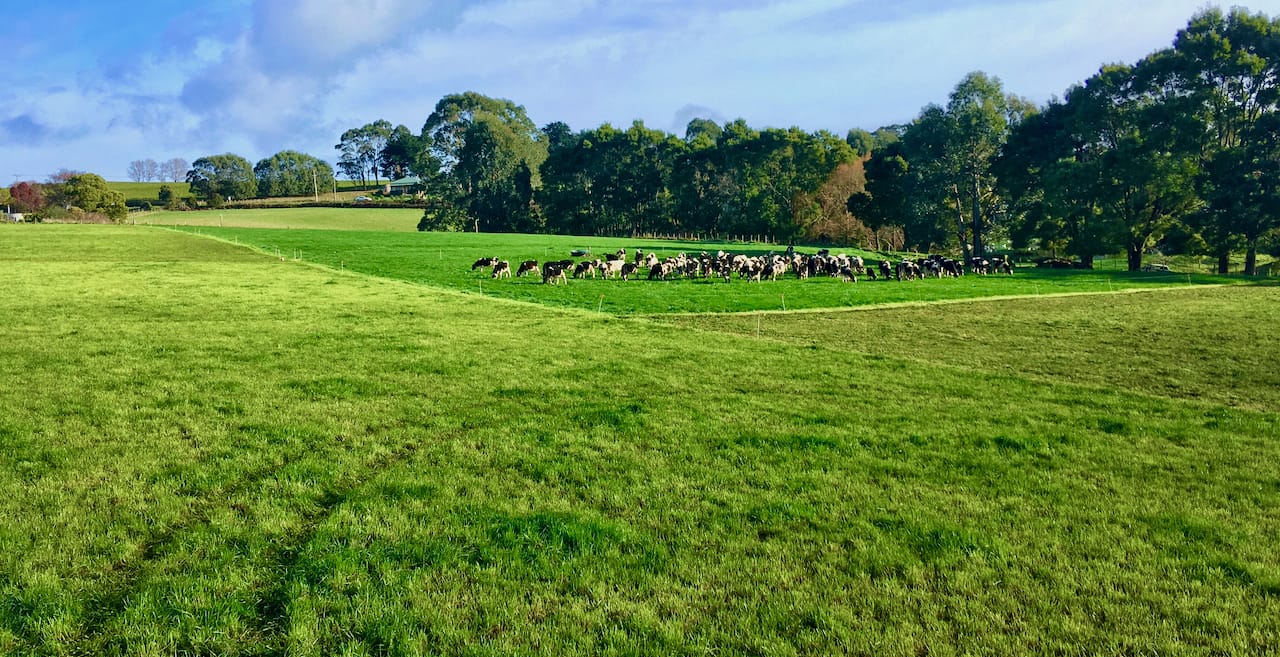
[187,154,256,206]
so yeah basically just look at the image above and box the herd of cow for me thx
[470,248,1014,285]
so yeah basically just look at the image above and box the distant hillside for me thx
[109,181,192,202]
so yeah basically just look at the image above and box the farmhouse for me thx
[386,176,422,196]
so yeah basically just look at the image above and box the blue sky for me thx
[5,0,1280,182]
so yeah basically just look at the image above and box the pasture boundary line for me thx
[668,309,1280,417]
[650,283,1251,319]
[158,226,1270,321]
[157,226,609,320]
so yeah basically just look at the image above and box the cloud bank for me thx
[2,0,1273,180]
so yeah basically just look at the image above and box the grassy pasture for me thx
[134,208,424,232]
[170,226,1233,315]
[1,224,1278,656]
[108,182,191,202]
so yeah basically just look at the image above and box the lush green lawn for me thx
[168,226,1239,315]
[1,224,1277,656]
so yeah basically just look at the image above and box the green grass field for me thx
[1,223,1278,656]
[108,181,192,202]
[164,225,1237,315]
[134,208,423,232]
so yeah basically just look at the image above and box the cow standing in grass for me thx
[543,262,569,285]
[490,260,511,278]
[515,260,540,277]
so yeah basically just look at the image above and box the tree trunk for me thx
[1079,253,1095,269]
[1245,240,1258,276]
[1127,245,1143,272]
[971,174,983,258]
[953,187,970,261]
[1217,250,1230,274]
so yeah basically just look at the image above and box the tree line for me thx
[125,158,189,183]
[9,6,1275,272]
[321,7,1279,272]
[866,6,1280,273]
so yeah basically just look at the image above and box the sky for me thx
[5,0,1280,183]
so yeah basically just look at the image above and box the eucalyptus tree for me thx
[379,125,423,181]
[1071,62,1203,271]
[875,72,1032,256]
[1164,7,1280,274]
[253,151,335,198]
[539,121,684,236]
[335,120,393,187]
[186,154,256,206]
[419,93,546,232]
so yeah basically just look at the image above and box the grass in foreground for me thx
[1,224,1277,656]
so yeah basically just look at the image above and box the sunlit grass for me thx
[174,226,1242,315]
[0,224,1276,656]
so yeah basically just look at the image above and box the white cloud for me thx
[10,0,1280,180]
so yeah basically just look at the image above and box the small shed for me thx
[388,176,422,196]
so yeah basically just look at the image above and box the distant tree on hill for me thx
[127,160,147,182]
[336,120,393,187]
[51,173,127,221]
[186,154,256,206]
[254,151,335,198]
[380,125,422,180]
[161,158,189,183]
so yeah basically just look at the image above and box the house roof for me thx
[389,176,421,186]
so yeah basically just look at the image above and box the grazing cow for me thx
[896,259,920,281]
[610,248,626,261]
[620,262,639,281]
[542,262,569,285]
[996,255,1014,275]
[490,260,511,279]
[970,257,990,275]
[644,252,660,268]
[879,260,893,280]
[838,266,857,283]
[573,260,598,279]
[515,260,540,277]
[471,256,499,271]
[600,259,625,279]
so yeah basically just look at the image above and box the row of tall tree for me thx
[860,6,1280,273]
[184,151,335,206]
[341,92,871,245]
[125,158,189,183]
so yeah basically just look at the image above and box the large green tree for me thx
[419,93,547,233]
[868,73,1032,255]
[54,173,127,221]
[253,151,335,198]
[1166,7,1280,274]
[539,121,684,237]
[186,154,256,206]
[335,120,393,187]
